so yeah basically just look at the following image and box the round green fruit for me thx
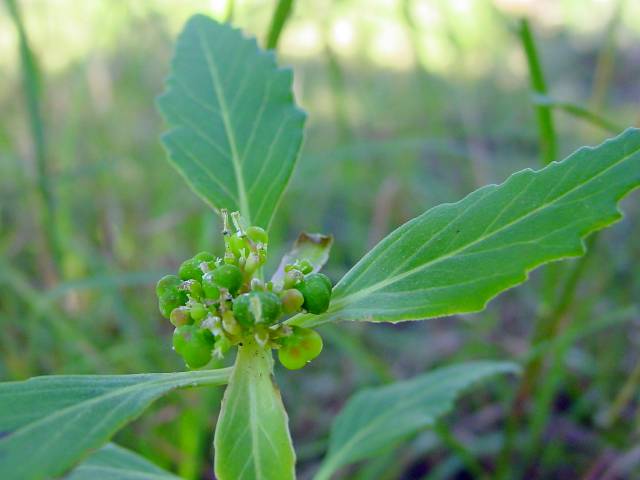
[246,226,268,245]
[170,306,192,327]
[156,275,188,318]
[278,327,323,370]
[229,234,250,257]
[172,325,215,369]
[211,264,243,294]
[201,272,221,300]
[156,274,181,298]
[295,327,323,360]
[278,346,307,370]
[233,291,282,327]
[179,251,215,281]
[183,279,203,300]
[190,303,207,323]
[281,289,304,314]
[295,273,332,314]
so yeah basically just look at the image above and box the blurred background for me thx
[1,0,639,478]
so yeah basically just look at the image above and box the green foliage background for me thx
[0,1,639,478]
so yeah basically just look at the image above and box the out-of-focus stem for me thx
[265,0,295,50]
[6,0,61,284]
[518,18,557,165]
[590,0,625,111]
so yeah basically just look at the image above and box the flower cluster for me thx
[155,210,330,370]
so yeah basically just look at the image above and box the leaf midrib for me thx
[322,394,448,476]
[0,369,231,446]
[315,142,640,318]
[195,22,251,224]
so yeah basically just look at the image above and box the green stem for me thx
[497,237,597,478]
[590,0,625,111]
[604,354,640,428]
[265,0,295,50]
[518,18,557,165]
[6,0,62,283]
[532,95,624,134]
[223,0,235,23]
[434,421,490,480]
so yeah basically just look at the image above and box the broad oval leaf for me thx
[214,339,295,480]
[314,361,520,480]
[291,128,640,327]
[271,232,333,285]
[157,14,306,228]
[0,368,231,479]
[67,443,180,480]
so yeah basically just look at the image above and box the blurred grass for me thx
[1,0,639,479]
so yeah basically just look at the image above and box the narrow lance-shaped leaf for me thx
[291,128,640,327]
[214,339,295,480]
[157,14,306,228]
[272,232,333,284]
[314,361,520,480]
[0,368,231,480]
[66,443,181,480]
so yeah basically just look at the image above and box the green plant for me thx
[1,13,639,480]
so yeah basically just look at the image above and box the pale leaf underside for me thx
[214,340,295,480]
[271,232,333,284]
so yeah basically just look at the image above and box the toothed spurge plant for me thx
[1,14,639,480]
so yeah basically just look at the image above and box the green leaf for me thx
[314,361,520,480]
[67,443,180,480]
[214,339,295,480]
[291,128,640,327]
[272,232,333,284]
[157,14,306,228]
[0,368,231,479]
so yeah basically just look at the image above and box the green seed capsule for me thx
[179,251,215,281]
[295,273,332,314]
[278,346,307,370]
[211,264,243,294]
[229,234,251,257]
[233,291,282,327]
[296,327,323,360]
[159,291,188,318]
[156,275,188,318]
[170,306,192,327]
[201,272,221,300]
[190,303,207,323]
[281,289,305,314]
[246,226,268,245]
[194,251,216,263]
[278,326,323,370]
[156,274,182,298]
[172,325,215,369]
